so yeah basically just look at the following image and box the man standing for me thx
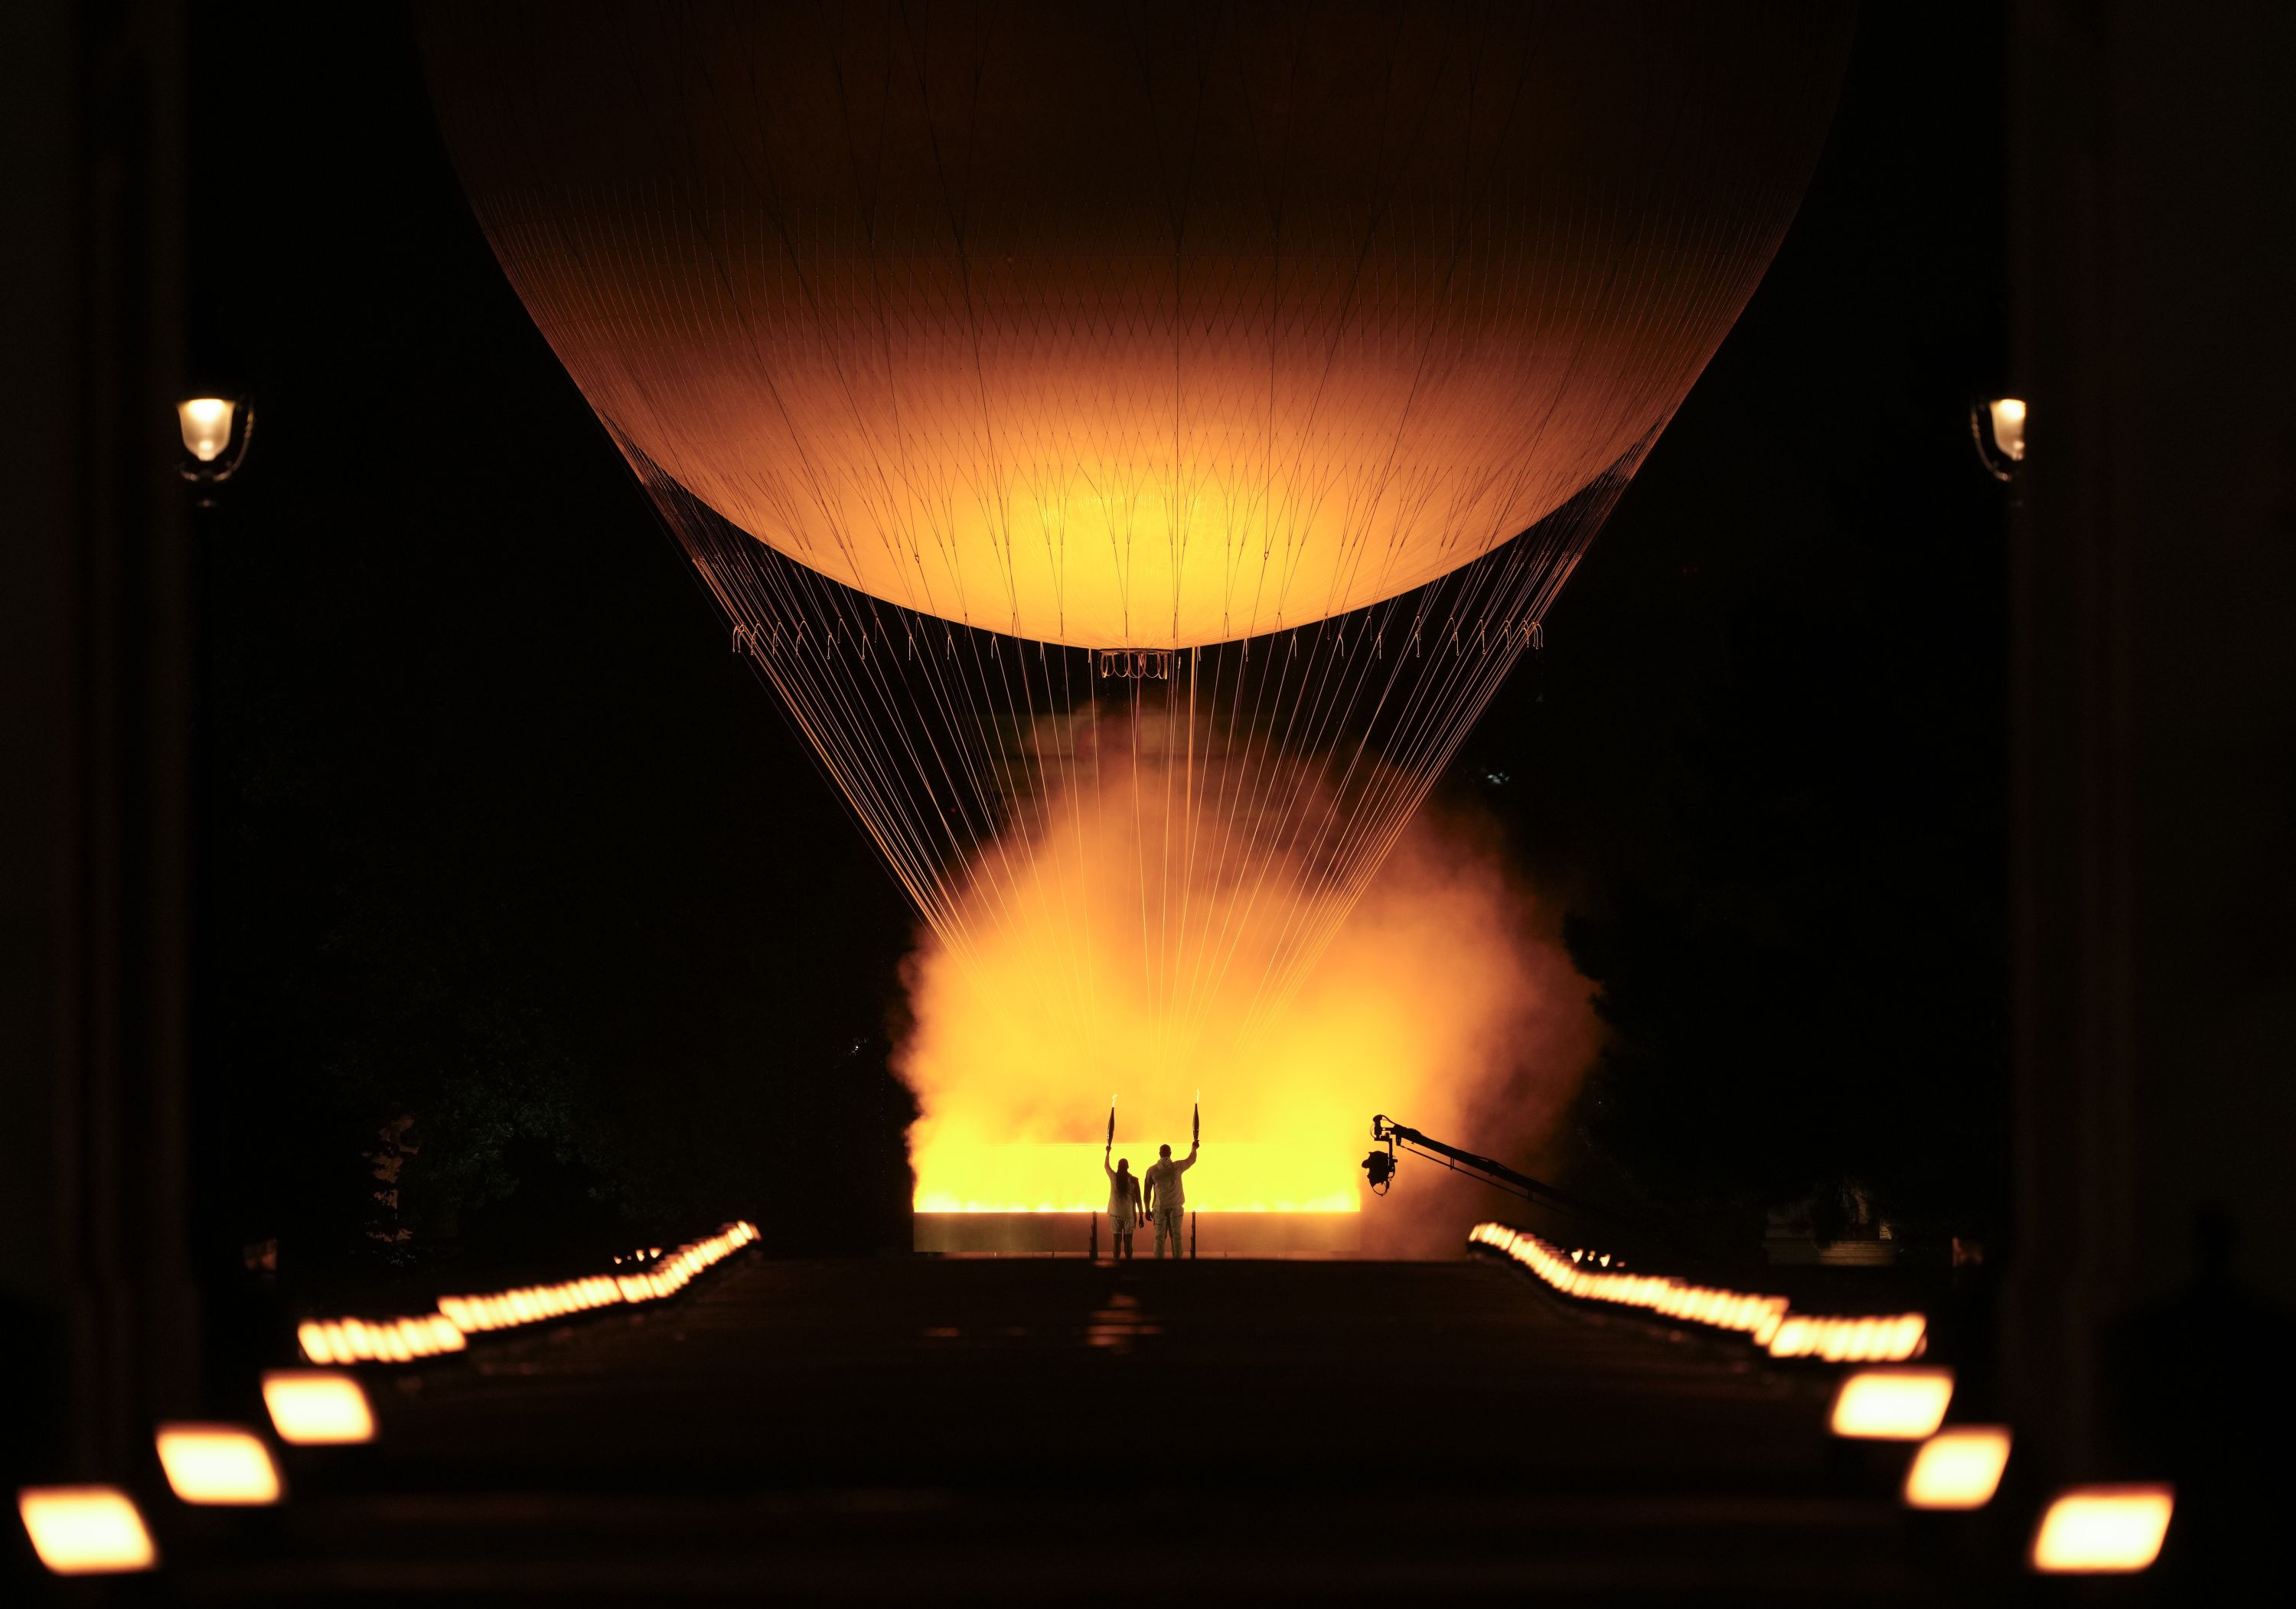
[1142,1139,1198,1259]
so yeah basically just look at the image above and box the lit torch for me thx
[1107,1095,1117,1149]
[1193,1089,1200,1148]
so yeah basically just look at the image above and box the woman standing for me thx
[1103,1145,1143,1260]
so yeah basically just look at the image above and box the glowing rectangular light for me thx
[17,1486,158,1575]
[1903,1425,2011,1509]
[155,1424,283,1505]
[262,1369,376,1445]
[1829,1367,1954,1439]
[2030,1484,2174,1573]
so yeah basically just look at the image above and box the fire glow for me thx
[902,736,1593,1221]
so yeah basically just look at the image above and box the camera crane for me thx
[1362,1114,1596,1217]
[1362,1114,1701,1262]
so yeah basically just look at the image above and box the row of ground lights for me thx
[19,1373,377,1574]
[1467,1221,1928,1362]
[1471,1220,2176,1574]
[299,1221,758,1365]
[17,1221,758,1576]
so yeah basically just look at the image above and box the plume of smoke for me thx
[895,709,1597,1251]
[1328,808,1602,1256]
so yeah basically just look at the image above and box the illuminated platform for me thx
[912,1211,1361,1257]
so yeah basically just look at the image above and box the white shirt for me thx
[1143,1147,1196,1213]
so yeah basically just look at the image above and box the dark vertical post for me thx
[2000,0,2135,1481]
[2004,0,2296,1488]
[0,0,200,1483]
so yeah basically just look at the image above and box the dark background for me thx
[183,3,2004,1297]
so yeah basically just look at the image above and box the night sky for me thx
[184,4,2006,1285]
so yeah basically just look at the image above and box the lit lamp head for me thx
[1972,395,2027,480]
[1988,398,2027,461]
[178,396,236,462]
[176,395,255,490]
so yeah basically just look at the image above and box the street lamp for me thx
[177,396,255,495]
[1971,396,2026,481]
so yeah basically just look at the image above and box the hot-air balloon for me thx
[421,2,1848,1254]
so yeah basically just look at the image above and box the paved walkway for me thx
[177,1256,1935,1601]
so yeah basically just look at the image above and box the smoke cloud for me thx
[896,714,1598,1254]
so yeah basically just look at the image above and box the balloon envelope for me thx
[425,2,1847,648]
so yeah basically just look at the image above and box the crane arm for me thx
[1365,1113,1707,1265]
[1367,1114,1597,1219]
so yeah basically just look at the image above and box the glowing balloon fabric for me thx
[425,2,1847,649]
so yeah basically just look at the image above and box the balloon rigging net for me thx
[637,448,1640,1215]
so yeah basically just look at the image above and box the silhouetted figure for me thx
[1143,1140,1197,1259]
[1103,1147,1142,1260]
